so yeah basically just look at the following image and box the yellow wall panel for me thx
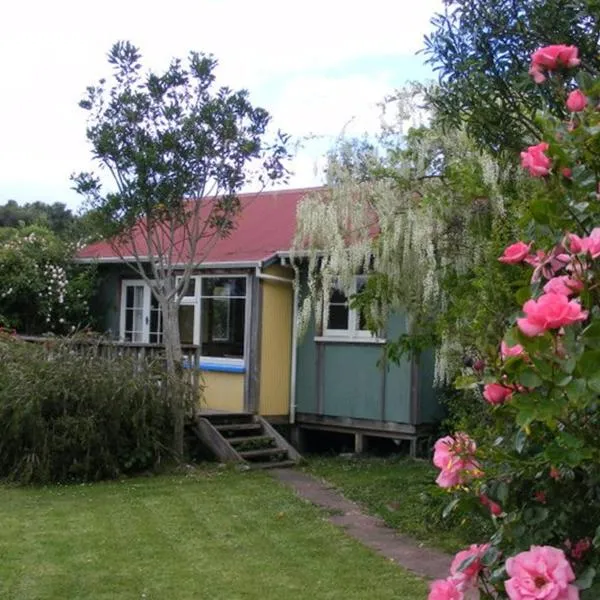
[201,371,244,412]
[259,265,293,416]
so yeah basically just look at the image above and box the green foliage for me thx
[435,52,600,597]
[0,226,96,334]
[0,200,76,237]
[423,0,600,157]
[0,334,192,483]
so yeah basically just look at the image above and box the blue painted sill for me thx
[183,358,245,373]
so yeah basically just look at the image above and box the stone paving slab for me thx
[273,468,452,581]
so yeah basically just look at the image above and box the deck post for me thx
[409,437,417,458]
[354,433,366,454]
[290,425,305,452]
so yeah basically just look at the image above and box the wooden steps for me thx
[189,412,301,469]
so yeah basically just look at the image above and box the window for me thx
[121,281,163,343]
[201,278,246,359]
[324,276,373,339]
[120,275,248,365]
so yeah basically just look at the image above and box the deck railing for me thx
[17,336,203,398]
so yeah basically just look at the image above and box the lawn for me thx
[306,455,492,554]
[0,467,427,600]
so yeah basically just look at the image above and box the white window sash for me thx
[323,275,379,339]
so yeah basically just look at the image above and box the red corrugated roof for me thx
[77,187,322,265]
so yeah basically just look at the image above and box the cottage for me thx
[77,187,441,456]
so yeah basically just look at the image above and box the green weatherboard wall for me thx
[295,312,439,425]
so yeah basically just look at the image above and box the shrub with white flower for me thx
[0,225,96,334]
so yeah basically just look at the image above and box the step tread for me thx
[249,460,297,470]
[215,423,261,432]
[229,435,274,445]
[239,447,287,458]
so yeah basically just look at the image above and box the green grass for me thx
[0,467,427,600]
[306,455,491,553]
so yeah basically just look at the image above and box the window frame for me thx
[120,274,250,368]
[322,275,383,342]
[177,274,250,367]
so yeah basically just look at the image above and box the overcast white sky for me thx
[0,0,442,210]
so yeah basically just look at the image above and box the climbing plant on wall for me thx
[293,92,535,385]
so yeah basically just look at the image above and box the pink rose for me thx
[529,65,547,84]
[499,241,531,264]
[483,383,513,405]
[528,245,571,282]
[524,250,546,268]
[568,233,585,254]
[480,494,503,516]
[567,230,600,258]
[505,546,578,600]
[543,276,583,297]
[571,538,591,561]
[521,142,551,177]
[428,578,464,600]
[531,44,581,69]
[583,228,600,258]
[501,340,525,360]
[451,544,490,586]
[517,293,588,337]
[433,433,482,489]
[561,167,573,179]
[566,89,587,112]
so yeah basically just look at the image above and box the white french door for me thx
[120,280,163,343]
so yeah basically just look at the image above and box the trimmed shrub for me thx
[0,334,193,483]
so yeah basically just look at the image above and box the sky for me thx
[0,0,442,210]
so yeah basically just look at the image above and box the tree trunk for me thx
[161,299,185,459]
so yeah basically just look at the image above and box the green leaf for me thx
[578,350,600,378]
[555,375,573,387]
[582,321,600,349]
[454,375,478,390]
[529,198,550,224]
[519,368,543,388]
[481,545,501,566]
[559,356,577,375]
[515,286,531,305]
[523,506,549,525]
[496,481,509,504]
[442,497,460,519]
[576,567,596,590]
[515,429,527,454]
[588,373,600,394]
[592,525,600,548]
[489,565,507,583]
[565,378,587,401]
[504,328,521,348]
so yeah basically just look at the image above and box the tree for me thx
[0,200,75,236]
[72,41,289,456]
[422,0,600,158]
[293,90,534,386]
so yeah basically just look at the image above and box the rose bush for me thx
[429,46,600,600]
